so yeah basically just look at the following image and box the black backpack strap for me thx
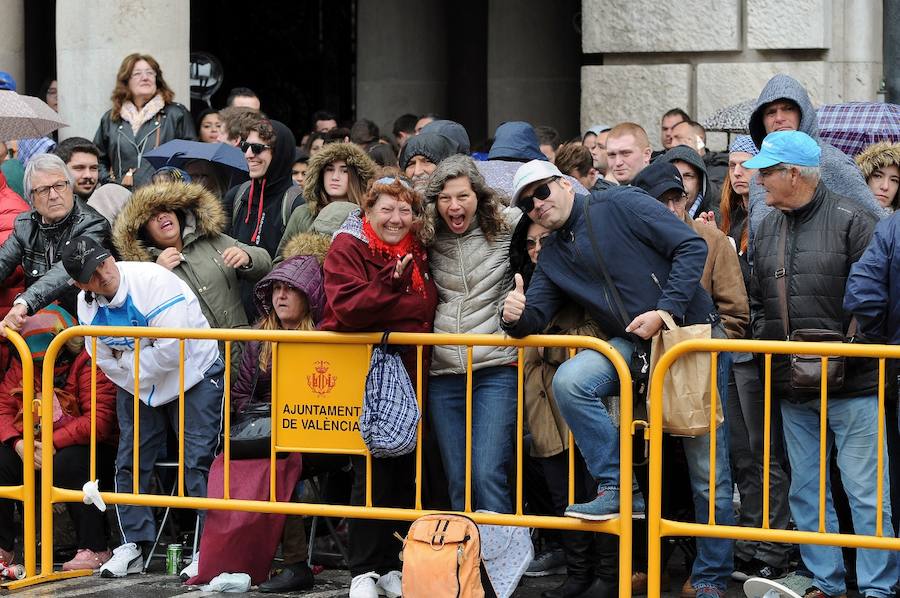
[280,186,305,232]
[231,180,253,228]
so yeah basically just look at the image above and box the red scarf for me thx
[362,217,426,295]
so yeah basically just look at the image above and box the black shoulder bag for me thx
[774,220,855,391]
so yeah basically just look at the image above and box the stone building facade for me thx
[0,0,886,148]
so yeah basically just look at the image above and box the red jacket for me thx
[0,172,28,318]
[0,351,118,449]
[320,230,438,378]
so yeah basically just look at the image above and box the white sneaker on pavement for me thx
[376,570,402,597]
[99,543,143,578]
[350,572,381,598]
[179,550,199,580]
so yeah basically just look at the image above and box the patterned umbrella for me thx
[0,90,66,140]
[817,102,900,157]
[702,98,756,134]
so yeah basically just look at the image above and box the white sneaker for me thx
[376,570,402,597]
[179,550,199,580]
[350,572,381,598]
[99,543,143,578]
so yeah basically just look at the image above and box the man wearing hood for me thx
[224,116,304,259]
[477,121,590,200]
[399,132,457,193]
[746,74,886,256]
[659,145,720,221]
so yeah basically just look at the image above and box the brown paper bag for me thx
[648,310,722,437]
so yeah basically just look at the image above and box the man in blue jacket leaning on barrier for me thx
[500,160,734,598]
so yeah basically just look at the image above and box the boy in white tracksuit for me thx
[61,236,223,578]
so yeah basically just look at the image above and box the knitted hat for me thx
[20,305,76,361]
[399,133,457,170]
[729,135,759,156]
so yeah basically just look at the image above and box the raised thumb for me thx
[514,273,525,293]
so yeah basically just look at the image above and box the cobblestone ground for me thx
[6,565,836,597]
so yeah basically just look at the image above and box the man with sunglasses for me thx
[500,159,719,574]
[0,153,110,337]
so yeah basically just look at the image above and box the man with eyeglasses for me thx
[0,153,110,336]
[746,130,895,598]
[500,158,719,593]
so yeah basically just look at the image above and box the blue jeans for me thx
[114,358,225,543]
[682,423,737,591]
[428,366,517,513]
[679,348,735,592]
[781,396,897,598]
[551,337,634,489]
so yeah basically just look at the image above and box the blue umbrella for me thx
[144,140,249,175]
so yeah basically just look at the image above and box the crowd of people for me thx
[0,52,899,598]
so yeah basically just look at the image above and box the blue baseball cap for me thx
[742,130,820,169]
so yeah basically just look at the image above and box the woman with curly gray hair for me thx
[424,154,522,514]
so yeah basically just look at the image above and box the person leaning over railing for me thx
[423,154,522,518]
[319,173,437,598]
[510,212,619,597]
[500,159,724,598]
[0,306,118,572]
[59,235,225,581]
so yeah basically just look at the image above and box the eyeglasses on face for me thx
[239,140,272,155]
[758,166,789,178]
[519,176,560,213]
[130,70,156,80]
[32,180,69,200]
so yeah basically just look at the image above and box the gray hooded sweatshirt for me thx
[747,74,886,260]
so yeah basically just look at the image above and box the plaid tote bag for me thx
[360,332,420,457]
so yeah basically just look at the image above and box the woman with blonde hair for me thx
[94,53,195,188]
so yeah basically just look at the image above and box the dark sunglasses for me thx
[518,177,559,213]
[239,140,271,155]
[525,234,551,250]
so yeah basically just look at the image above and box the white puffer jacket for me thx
[429,207,522,375]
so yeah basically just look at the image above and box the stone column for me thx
[0,0,26,91]
[486,0,580,139]
[356,0,448,136]
[55,0,190,140]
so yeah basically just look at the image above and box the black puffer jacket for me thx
[0,199,110,316]
[93,102,196,189]
[750,182,877,401]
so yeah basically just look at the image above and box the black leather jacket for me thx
[93,102,195,188]
[0,199,110,315]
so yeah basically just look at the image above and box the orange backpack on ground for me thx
[400,513,487,598]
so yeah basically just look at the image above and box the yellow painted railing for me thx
[0,331,37,588]
[33,326,637,597]
[646,338,900,598]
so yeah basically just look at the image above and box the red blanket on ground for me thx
[187,453,302,586]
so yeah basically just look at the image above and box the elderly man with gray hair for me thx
[747,130,895,598]
[0,153,110,334]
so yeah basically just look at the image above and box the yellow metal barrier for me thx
[646,338,900,597]
[0,331,37,590]
[32,326,637,596]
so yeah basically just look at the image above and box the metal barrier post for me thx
[0,332,36,590]
[647,338,900,597]
[31,327,638,595]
